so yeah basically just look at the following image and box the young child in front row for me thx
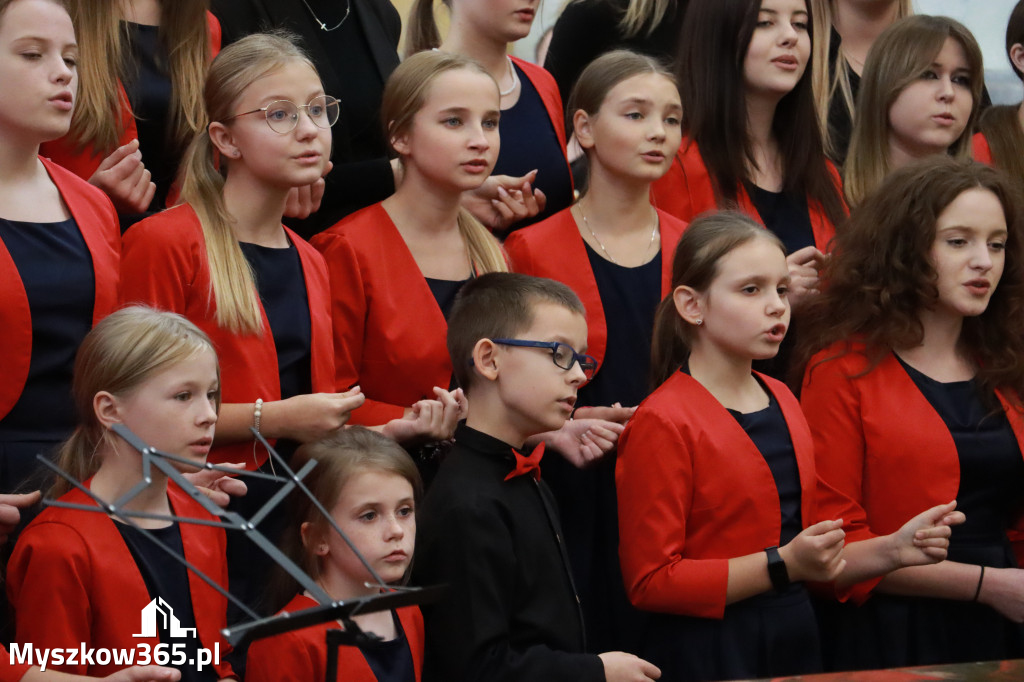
[413,273,661,682]
[246,427,425,682]
[6,307,235,681]
[615,212,965,681]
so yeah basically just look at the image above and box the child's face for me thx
[219,60,332,190]
[692,238,791,362]
[107,348,219,466]
[927,187,1006,323]
[0,0,77,145]
[393,68,500,195]
[323,468,415,592]
[582,73,682,183]
[454,0,539,44]
[494,302,589,441]
[742,0,810,101]
[887,37,972,161]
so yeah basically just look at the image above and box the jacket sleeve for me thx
[800,353,883,603]
[120,216,199,315]
[615,405,730,619]
[419,497,604,682]
[7,522,94,674]
[245,630,319,682]
[311,231,406,424]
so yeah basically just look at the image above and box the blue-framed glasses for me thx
[491,339,598,380]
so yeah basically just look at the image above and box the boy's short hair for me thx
[448,273,586,392]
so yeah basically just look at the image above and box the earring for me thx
[695,319,703,326]
[231,150,241,158]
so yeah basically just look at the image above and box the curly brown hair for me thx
[794,156,1024,406]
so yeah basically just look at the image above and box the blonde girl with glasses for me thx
[119,31,371,635]
[0,0,120,495]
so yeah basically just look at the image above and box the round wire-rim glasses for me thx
[224,95,340,134]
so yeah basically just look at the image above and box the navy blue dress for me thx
[0,217,94,494]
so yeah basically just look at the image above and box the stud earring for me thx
[695,319,703,326]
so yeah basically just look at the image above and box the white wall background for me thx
[515,0,1024,105]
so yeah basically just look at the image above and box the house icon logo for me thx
[133,597,197,638]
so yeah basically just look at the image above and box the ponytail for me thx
[648,294,689,389]
[406,0,443,56]
[458,209,508,274]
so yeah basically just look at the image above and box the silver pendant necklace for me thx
[300,0,351,32]
[577,202,659,265]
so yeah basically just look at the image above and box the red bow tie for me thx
[505,442,545,481]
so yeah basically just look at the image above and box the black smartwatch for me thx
[764,546,790,591]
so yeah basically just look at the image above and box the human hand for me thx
[540,418,624,469]
[0,490,41,545]
[182,462,248,507]
[891,500,964,568]
[785,245,828,312]
[780,518,846,582]
[100,665,182,682]
[88,139,156,214]
[598,651,661,681]
[462,170,547,231]
[271,387,365,442]
[571,403,636,425]
[284,161,333,219]
[381,388,467,445]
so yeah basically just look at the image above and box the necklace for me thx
[299,0,351,32]
[499,56,519,97]
[577,202,659,265]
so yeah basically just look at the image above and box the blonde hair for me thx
[619,0,675,39]
[66,0,210,158]
[843,15,983,208]
[179,31,318,334]
[51,307,218,498]
[381,50,508,274]
[810,0,913,160]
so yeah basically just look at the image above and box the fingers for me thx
[533,186,547,213]
[96,139,140,171]
[0,490,41,510]
[787,245,827,268]
[91,142,156,214]
[805,518,845,535]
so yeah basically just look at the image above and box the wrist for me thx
[258,399,288,441]
[765,545,791,591]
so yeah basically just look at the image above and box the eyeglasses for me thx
[491,339,598,381]
[224,95,340,134]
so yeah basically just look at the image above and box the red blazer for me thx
[39,12,222,189]
[616,370,819,619]
[649,139,842,252]
[505,207,686,373]
[246,593,425,682]
[973,131,994,165]
[510,56,573,187]
[0,156,119,422]
[120,203,335,468]
[0,646,30,682]
[6,481,234,679]
[311,203,457,425]
[801,341,1024,603]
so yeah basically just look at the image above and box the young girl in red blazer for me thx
[650,0,847,312]
[7,307,234,681]
[0,0,120,495]
[505,49,685,654]
[246,427,424,682]
[616,211,963,681]
[405,0,571,231]
[798,157,1024,669]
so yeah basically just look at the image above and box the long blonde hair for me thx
[179,31,318,334]
[66,0,210,158]
[51,307,218,498]
[843,15,983,208]
[381,50,507,274]
[810,0,913,160]
[619,0,675,39]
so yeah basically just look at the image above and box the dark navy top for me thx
[123,22,177,215]
[425,276,471,322]
[239,241,312,401]
[897,357,1024,545]
[492,64,573,232]
[0,218,93,440]
[117,522,217,682]
[727,388,803,546]
[578,243,660,408]
[359,610,416,682]
[746,184,815,255]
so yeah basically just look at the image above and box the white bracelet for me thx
[253,398,263,436]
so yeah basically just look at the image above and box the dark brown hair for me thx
[674,0,846,227]
[447,272,586,392]
[794,156,1024,406]
[977,1,1024,188]
[650,211,784,387]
